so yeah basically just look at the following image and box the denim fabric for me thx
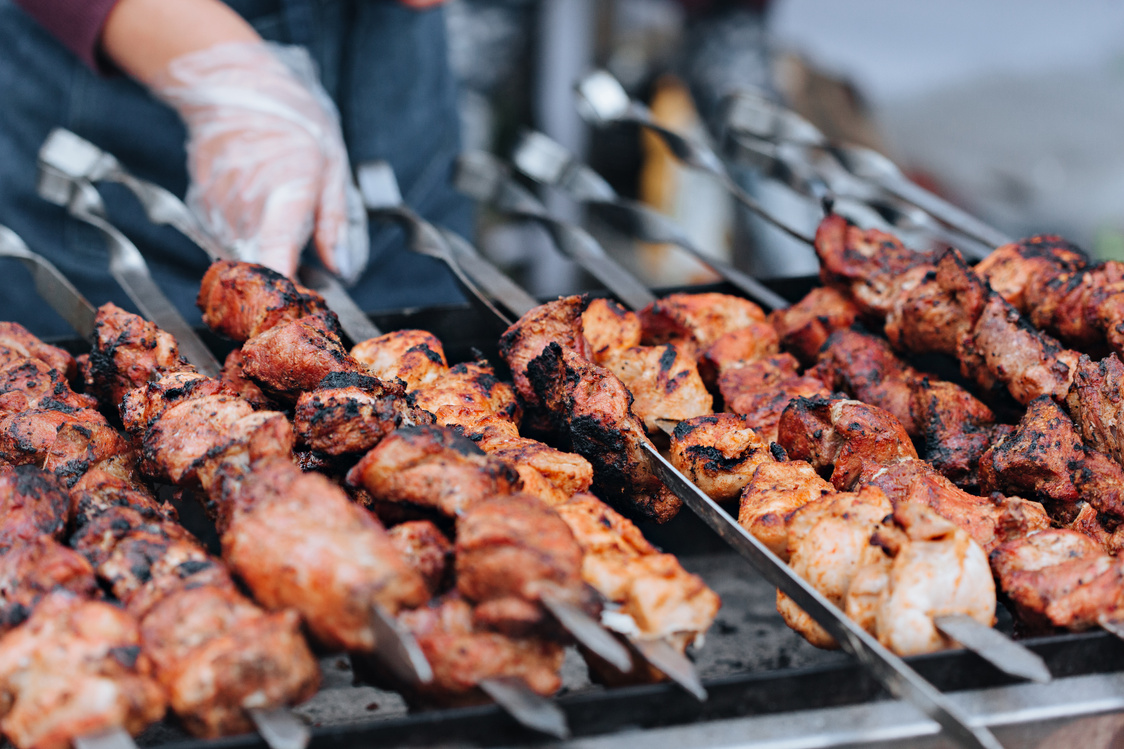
[0,0,468,338]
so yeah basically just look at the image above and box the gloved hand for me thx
[151,42,368,282]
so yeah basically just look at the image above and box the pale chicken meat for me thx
[582,298,642,363]
[0,592,166,749]
[473,430,594,498]
[737,461,833,560]
[410,362,522,425]
[351,329,449,391]
[600,343,714,432]
[669,413,775,502]
[844,503,995,656]
[639,292,766,358]
[776,486,893,648]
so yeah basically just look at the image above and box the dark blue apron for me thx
[0,0,468,338]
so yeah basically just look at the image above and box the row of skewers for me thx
[8,73,1124,749]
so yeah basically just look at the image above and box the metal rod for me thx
[630,637,708,702]
[367,603,434,685]
[641,441,1004,749]
[933,615,1051,684]
[0,224,98,338]
[247,706,311,749]
[511,130,791,311]
[453,151,658,311]
[478,677,570,739]
[540,590,633,672]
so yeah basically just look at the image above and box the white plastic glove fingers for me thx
[312,146,368,284]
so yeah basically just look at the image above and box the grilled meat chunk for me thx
[975,236,1089,312]
[719,355,830,443]
[0,322,76,381]
[389,521,454,597]
[457,493,597,637]
[696,322,780,386]
[0,538,100,636]
[980,396,1124,526]
[0,409,105,468]
[863,458,1050,554]
[0,465,70,548]
[813,329,921,436]
[0,357,96,413]
[0,592,166,749]
[582,298,642,363]
[219,455,430,651]
[776,486,893,648]
[219,348,273,410]
[669,414,774,502]
[87,303,192,408]
[348,425,520,517]
[351,330,449,391]
[639,292,766,358]
[769,286,860,365]
[120,371,231,435]
[1065,354,1124,468]
[911,378,1009,490]
[141,394,258,484]
[777,397,917,490]
[397,595,564,705]
[600,343,713,432]
[524,342,679,523]
[991,529,1124,632]
[197,260,328,341]
[738,461,833,560]
[473,430,593,498]
[410,362,521,425]
[294,372,431,455]
[844,503,995,656]
[498,295,594,410]
[240,312,362,399]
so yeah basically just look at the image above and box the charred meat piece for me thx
[600,343,713,433]
[347,425,520,517]
[197,260,328,342]
[737,460,833,560]
[0,322,76,382]
[141,394,258,484]
[389,521,454,597]
[884,250,988,361]
[776,486,893,649]
[991,529,1124,632]
[582,298,642,364]
[524,342,679,523]
[240,312,362,400]
[719,355,830,443]
[86,303,192,408]
[219,348,274,410]
[219,455,430,651]
[979,396,1124,525]
[456,493,597,637]
[294,372,431,456]
[769,286,860,365]
[639,292,766,358]
[669,413,774,502]
[0,592,166,749]
[120,371,232,435]
[911,378,1009,490]
[0,465,72,548]
[975,236,1089,312]
[777,397,917,490]
[863,458,1050,554]
[474,430,593,498]
[1065,353,1124,468]
[814,213,938,319]
[0,409,114,469]
[813,329,921,436]
[396,594,564,705]
[42,419,132,488]
[0,357,96,413]
[0,537,100,637]
[352,330,449,391]
[498,295,595,410]
[410,362,522,425]
[844,503,995,657]
[696,322,780,386]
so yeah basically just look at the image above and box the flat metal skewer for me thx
[453,151,659,312]
[247,707,310,749]
[511,129,790,312]
[641,442,1004,749]
[539,589,633,672]
[365,603,434,686]
[478,677,570,739]
[933,614,1050,684]
[73,727,140,749]
[0,224,97,337]
[574,70,816,247]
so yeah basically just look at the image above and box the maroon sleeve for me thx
[13,0,122,71]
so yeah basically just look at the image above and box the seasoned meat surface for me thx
[669,414,773,502]
[197,260,328,342]
[352,330,448,391]
[240,312,363,399]
[639,292,766,357]
[582,298,642,363]
[600,343,713,432]
[87,303,192,408]
[0,322,76,381]
[498,295,594,410]
[389,521,454,597]
[769,286,860,365]
[294,372,430,455]
[738,461,833,560]
[0,538,100,637]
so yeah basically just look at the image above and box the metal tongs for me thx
[720,89,1011,258]
[510,129,790,311]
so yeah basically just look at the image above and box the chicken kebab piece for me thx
[0,318,322,740]
[349,331,719,690]
[0,464,165,749]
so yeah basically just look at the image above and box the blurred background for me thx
[448,0,1124,295]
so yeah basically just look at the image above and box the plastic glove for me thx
[151,42,368,282]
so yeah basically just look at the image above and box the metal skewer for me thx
[719,92,1009,258]
[34,164,222,377]
[0,224,97,337]
[38,128,385,347]
[574,70,815,247]
[478,677,570,739]
[511,129,790,312]
[247,707,310,749]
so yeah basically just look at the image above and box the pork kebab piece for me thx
[0,321,322,741]
[0,464,165,749]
